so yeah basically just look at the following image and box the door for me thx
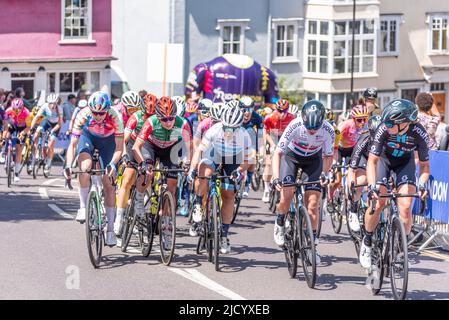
[11,80,34,100]
[432,92,446,116]
[401,89,418,102]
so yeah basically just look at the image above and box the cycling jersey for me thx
[138,115,191,149]
[125,111,146,141]
[4,107,30,128]
[333,124,342,149]
[194,117,216,140]
[199,122,253,163]
[370,123,430,161]
[264,112,296,138]
[349,133,370,169]
[36,103,62,124]
[242,111,263,130]
[338,119,366,148]
[72,107,124,138]
[277,118,334,157]
[113,102,129,126]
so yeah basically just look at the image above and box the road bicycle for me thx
[4,132,19,187]
[231,172,246,225]
[251,152,264,192]
[19,133,33,175]
[326,163,349,234]
[31,130,51,179]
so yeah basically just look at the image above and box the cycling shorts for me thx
[141,141,181,179]
[6,119,26,136]
[337,146,354,164]
[38,118,60,139]
[280,149,322,192]
[199,159,239,191]
[77,132,116,168]
[125,138,139,168]
[376,154,416,188]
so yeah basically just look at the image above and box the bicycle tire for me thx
[121,195,137,253]
[211,194,221,271]
[251,163,262,191]
[390,217,409,300]
[371,222,385,295]
[140,191,153,257]
[270,190,279,213]
[19,143,29,174]
[316,195,324,238]
[330,189,343,234]
[6,146,12,188]
[231,195,241,225]
[159,190,176,266]
[86,191,103,268]
[299,206,317,288]
[284,212,298,278]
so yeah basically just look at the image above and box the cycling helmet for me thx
[88,91,111,113]
[381,99,418,127]
[221,106,244,128]
[368,115,382,138]
[155,96,176,118]
[185,101,199,113]
[363,87,378,100]
[78,99,88,109]
[172,96,186,117]
[210,103,223,122]
[198,98,213,117]
[46,93,59,104]
[121,91,143,110]
[288,104,300,115]
[301,100,326,130]
[143,93,157,116]
[325,108,335,122]
[226,99,240,109]
[11,98,24,110]
[276,99,289,112]
[350,104,369,119]
[239,96,254,109]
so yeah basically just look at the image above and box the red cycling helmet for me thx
[276,99,289,112]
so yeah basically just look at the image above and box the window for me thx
[401,89,419,102]
[217,20,249,55]
[379,16,400,55]
[431,83,445,91]
[274,23,297,60]
[91,71,100,91]
[429,15,448,52]
[331,93,345,111]
[62,0,92,40]
[48,73,56,92]
[59,72,87,93]
[306,19,376,75]
[378,92,395,107]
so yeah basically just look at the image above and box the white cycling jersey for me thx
[277,117,334,157]
[36,103,63,124]
[199,122,254,163]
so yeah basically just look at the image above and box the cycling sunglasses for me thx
[223,126,237,133]
[305,124,322,131]
[384,121,394,128]
[199,109,210,116]
[276,108,288,113]
[243,108,253,113]
[160,116,175,122]
[92,111,107,116]
[355,118,368,123]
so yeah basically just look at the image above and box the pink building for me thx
[0,0,114,99]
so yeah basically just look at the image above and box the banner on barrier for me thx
[54,121,71,150]
[415,150,449,223]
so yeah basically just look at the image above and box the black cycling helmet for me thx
[363,87,378,100]
[368,115,382,138]
[301,100,326,130]
[381,99,418,127]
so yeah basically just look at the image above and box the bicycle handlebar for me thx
[281,180,323,188]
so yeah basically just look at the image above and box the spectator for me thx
[439,125,449,151]
[436,114,446,148]
[138,90,147,99]
[416,92,439,150]
[62,94,77,123]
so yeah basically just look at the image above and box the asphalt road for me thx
[1,164,448,300]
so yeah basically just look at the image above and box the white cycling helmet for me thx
[172,96,186,117]
[78,99,88,109]
[210,103,223,122]
[221,106,244,128]
[239,96,254,109]
[289,104,300,115]
[225,99,240,109]
[46,93,59,104]
[121,91,142,109]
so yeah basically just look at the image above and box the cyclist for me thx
[187,106,253,253]
[64,91,124,247]
[328,105,369,207]
[30,93,63,175]
[66,99,88,137]
[132,96,192,225]
[2,98,31,182]
[114,91,143,125]
[261,99,296,202]
[271,100,334,263]
[360,99,430,269]
[193,102,222,150]
[362,87,382,116]
[185,100,200,133]
[114,93,158,235]
[288,104,300,117]
[239,96,263,198]
[346,115,381,232]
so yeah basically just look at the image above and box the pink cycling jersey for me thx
[72,107,124,138]
[338,119,365,148]
[194,117,215,140]
[4,107,30,127]
[113,102,129,126]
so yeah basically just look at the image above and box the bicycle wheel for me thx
[196,222,207,255]
[284,213,298,278]
[159,190,176,265]
[139,191,154,257]
[270,190,279,213]
[330,189,343,234]
[211,194,221,271]
[231,194,241,225]
[251,162,262,191]
[371,223,385,295]
[86,191,103,268]
[390,217,409,300]
[19,143,29,174]
[6,146,12,188]
[299,206,317,288]
[121,194,137,253]
[316,195,324,238]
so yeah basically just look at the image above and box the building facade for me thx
[112,0,305,96]
[0,0,113,100]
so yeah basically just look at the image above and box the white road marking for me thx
[48,204,74,219]
[43,178,63,186]
[39,188,49,199]
[48,189,77,194]
[169,268,246,300]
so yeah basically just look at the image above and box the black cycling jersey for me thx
[349,133,370,169]
[370,123,430,161]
